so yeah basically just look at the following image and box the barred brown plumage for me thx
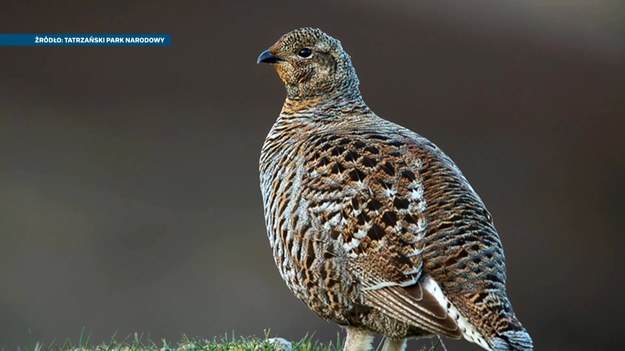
[258,28,532,351]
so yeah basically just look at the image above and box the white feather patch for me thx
[422,276,493,351]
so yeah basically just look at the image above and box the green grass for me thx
[21,332,339,351]
[19,331,442,351]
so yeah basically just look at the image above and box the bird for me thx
[257,27,533,351]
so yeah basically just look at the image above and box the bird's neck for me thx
[281,93,370,120]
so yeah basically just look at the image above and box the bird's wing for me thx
[300,128,466,338]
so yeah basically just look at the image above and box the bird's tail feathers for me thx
[490,327,533,351]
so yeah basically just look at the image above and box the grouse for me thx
[258,27,532,351]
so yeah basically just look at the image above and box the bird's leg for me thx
[343,327,375,351]
[381,337,406,351]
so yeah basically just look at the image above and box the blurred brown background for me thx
[0,1,624,350]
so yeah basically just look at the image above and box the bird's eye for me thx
[297,48,313,58]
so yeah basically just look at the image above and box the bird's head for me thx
[257,28,361,102]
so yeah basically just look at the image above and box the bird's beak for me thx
[257,49,282,64]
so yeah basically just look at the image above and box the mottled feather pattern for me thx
[258,28,532,351]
